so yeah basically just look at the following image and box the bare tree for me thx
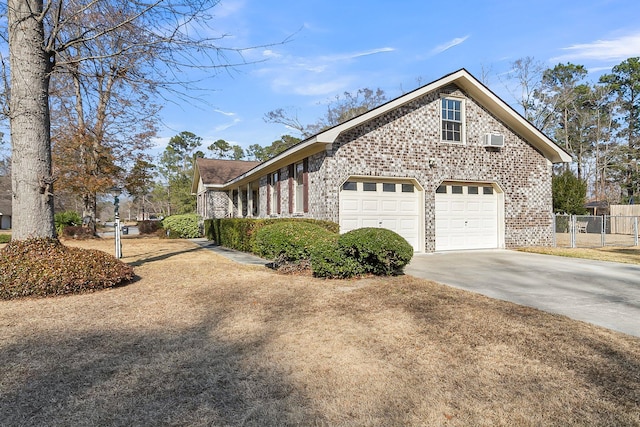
[5,0,268,240]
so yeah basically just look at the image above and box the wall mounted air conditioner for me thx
[484,133,504,147]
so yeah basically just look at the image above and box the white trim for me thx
[440,95,466,144]
[218,69,571,190]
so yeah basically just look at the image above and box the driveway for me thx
[405,250,640,338]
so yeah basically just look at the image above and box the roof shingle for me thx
[196,158,260,186]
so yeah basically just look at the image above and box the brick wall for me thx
[204,83,555,251]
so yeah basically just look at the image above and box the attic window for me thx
[441,97,464,143]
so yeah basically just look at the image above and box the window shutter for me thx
[276,177,281,214]
[266,175,271,215]
[303,158,309,213]
[288,164,294,214]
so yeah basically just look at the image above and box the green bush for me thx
[0,238,134,300]
[203,218,339,253]
[254,221,337,266]
[338,228,413,275]
[55,210,82,235]
[309,238,364,279]
[0,234,10,244]
[161,214,201,238]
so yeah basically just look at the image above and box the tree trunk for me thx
[82,192,97,234]
[8,0,56,240]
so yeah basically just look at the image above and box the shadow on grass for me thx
[128,245,204,267]
[0,313,322,426]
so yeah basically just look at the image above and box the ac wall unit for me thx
[483,133,504,147]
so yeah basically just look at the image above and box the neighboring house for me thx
[0,176,11,230]
[192,69,571,252]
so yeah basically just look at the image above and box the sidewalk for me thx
[190,238,269,266]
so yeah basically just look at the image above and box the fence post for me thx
[635,217,639,247]
[552,214,557,247]
[570,215,576,248]
[601,215,605,247]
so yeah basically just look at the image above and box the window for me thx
[342,181,357,191]
[483,186,494,195]
[363,182,377,191]
[436,185,447,194]
[452,185,463,194]
[294,161,304,213]
[468,186,478,195]
[441,97,463,142]
[383,183,396,192]
[402,184,415,193]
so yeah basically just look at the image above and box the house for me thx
[0,176,11,230]
[192,69,571,252]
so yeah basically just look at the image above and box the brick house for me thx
[192,69,571,252]
[0,176,11,230]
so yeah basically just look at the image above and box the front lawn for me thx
[1,238,638,426]
[519,245,640,265]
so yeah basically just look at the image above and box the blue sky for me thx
[155,0,640,156]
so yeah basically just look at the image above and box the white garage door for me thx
[339,180,421,251]
[435,183,499,251]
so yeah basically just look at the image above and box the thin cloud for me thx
[213,109,236,117]
[552,32,640,62]
[215,118,242,132]
[431,35,470,55]
[255,47,395,96]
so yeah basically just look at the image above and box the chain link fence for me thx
[554,214,639,248]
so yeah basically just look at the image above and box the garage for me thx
[435,183,501,251]
[339,179,422,251]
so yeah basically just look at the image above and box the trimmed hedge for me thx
[161,214,201,238]
[337,228,414,275]
[309,239,364,279]
[254,221,337,264]
[204,218,339,253]
[0,238,134,299]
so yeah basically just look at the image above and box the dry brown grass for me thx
[1,237,639,426]
[520,245,640,265]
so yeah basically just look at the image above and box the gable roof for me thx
[192,158,260,193]
[198,69,572,191]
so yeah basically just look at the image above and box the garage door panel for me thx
[340,180,421,251]
[381,200,398,212]
[435,184,500,251]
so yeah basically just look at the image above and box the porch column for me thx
[247,184,253,218]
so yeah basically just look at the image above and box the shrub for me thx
[161,214,201,238]
[0,238,134,300]
[203,218,339,253]
[138,220,162,235]
[254,222,337,267]
[0,234,10,244]
[338,228,414,275]
[55,210,82,235]
[309,238,364,279]
[61,226,94,240]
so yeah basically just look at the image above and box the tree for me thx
[7,0,56,239]
[158,131,204,215]
[505,57,551,130]
[265,88,387,138]
[124,156,156,221]
[552,170,587,214]
[4,0,264,241]
[600,57,640,202]
[207,139,245,160]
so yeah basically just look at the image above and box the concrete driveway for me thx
[405,250,640,338]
